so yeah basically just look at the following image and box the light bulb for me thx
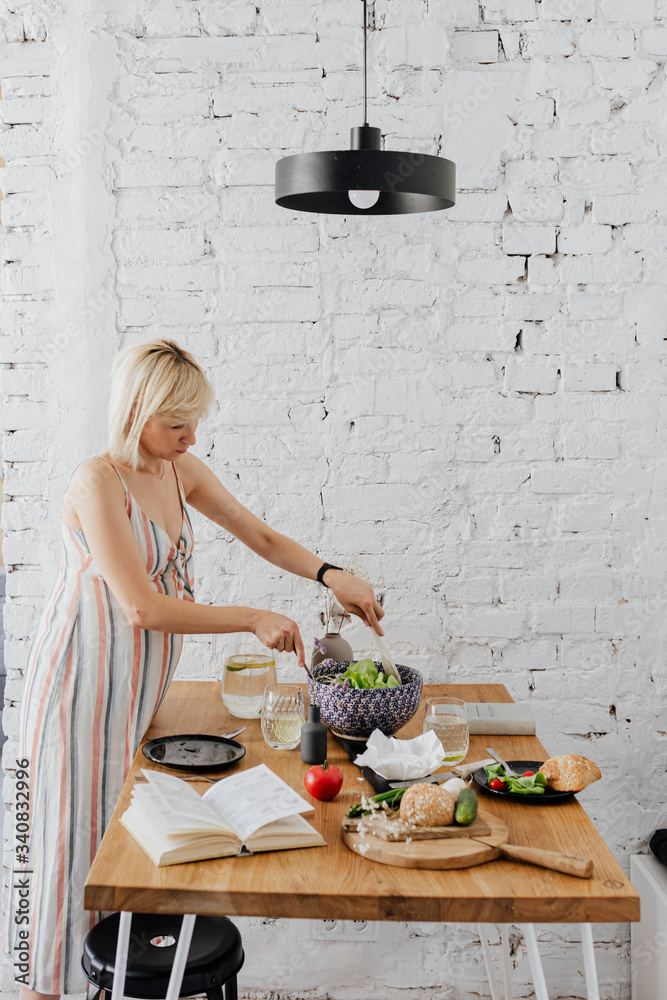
[348,189,380,210]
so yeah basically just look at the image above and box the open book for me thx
[120,763,326,866]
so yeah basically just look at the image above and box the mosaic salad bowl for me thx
[307,659,423,740]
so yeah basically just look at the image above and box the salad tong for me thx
[371,630,402,685]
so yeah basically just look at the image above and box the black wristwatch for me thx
[317,562,343,587]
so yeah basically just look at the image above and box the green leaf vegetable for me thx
[484,763,547,795]
[345,787,406,818]
[334,658,400,690]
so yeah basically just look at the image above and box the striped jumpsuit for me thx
[2,457,195,993]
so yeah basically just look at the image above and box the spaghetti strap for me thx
[171,461,185,492]
[171,461,186,523]
[95,453,129,496]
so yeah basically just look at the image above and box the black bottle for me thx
[300,704,327,764]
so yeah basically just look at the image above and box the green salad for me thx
[333,658,400,689]
[484,763,547,795]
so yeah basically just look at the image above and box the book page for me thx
[246,813,326,852]
[247,812,324,842]
[202,763,313,844]
[120,801,239,867]
[137,769,236,834]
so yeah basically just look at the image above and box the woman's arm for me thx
[67,459,306,664]
[178,453,385,633]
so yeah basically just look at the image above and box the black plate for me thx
[142,734,246,772]
[473,759,575,805]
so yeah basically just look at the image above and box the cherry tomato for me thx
[488,777,507,791]
[304,761,343,801]
[523,770,535,777]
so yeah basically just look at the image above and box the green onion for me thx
[346,787,406,818]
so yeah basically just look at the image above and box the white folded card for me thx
[353,729,445,780]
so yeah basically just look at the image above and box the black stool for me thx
[81,913,244,1000]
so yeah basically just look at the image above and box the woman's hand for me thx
[251,610,306,669]
[322,570,385,635]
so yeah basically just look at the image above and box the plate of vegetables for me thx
[473,760,576,804]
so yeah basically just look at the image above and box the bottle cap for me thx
[308,703,321,723]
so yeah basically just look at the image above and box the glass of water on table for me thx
[221,653,277,719]
[261,684,305,750]
[423,696,469,766]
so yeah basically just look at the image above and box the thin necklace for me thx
[143,460,165,481]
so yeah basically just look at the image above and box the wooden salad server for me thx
[371,630,402,684]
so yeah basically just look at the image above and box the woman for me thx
[3,339,384,1000]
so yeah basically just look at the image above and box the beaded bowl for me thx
[307,659,423,740]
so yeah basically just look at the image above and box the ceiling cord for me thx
[363,0,368,126]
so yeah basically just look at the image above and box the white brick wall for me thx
[2,0,667,997]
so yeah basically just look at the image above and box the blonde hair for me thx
[108,339,215,470]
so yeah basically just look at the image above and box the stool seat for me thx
[81,913,244,1000]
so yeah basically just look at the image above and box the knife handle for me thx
[451,758,495,779]
[497,843,593,879]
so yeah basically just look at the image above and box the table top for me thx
[84,680,639,924]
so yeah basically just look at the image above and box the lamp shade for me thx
[274,0,457,217]
[276,125,455,215]
[275,149,456,215]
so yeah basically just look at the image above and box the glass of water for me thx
[423,696,469,766]
[261,684,305,750]
[221,653,277,719]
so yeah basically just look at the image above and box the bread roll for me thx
[399,783,457,827]
[539,754,601,792]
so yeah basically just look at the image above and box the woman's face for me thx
[139,416,199,462]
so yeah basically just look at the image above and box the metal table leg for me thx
[479,924,513,1000]
[165,914,196,1000]
[110,911,196,1000]
[478,924,503,1000]
[521,924,550,1000]
[110,911,132,1000]
[580,923,600,1000]
[500,924,512,999]
[477,922,601,1000]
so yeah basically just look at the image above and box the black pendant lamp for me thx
[275,0,456,215]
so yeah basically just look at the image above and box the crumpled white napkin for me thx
[353,729,445,780]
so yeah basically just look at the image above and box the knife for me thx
[450,758,496,779]
[387,774,448,789]
[387,759,498,787]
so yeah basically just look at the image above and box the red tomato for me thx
[304,761,343,801]
[523,770,535,777]
[488,777,507,791]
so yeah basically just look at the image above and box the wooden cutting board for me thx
[342,811,509,870]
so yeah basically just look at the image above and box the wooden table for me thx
[85,681,639,1000]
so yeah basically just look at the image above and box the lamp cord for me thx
[363,0,368,126]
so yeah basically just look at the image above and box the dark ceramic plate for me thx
[473,759,576,805]
[142,734,246,772]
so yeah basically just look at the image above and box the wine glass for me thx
[261,684,305,750]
